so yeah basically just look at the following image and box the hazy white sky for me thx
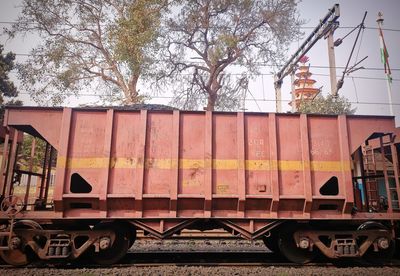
[292,0,400,122]
[0,0,399,122]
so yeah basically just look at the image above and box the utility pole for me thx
[290,71,296,112]
[376,12,394,116]
[327,30,338,97]
[274,4,340,113]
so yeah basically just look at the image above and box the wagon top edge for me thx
[4,106,397,120]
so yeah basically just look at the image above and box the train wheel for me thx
[358,222,395,264]
[262,232,280,253]
[278,224,316,264]
[0,220,42,266]
[89,221,131,265]
[128,225,136,249]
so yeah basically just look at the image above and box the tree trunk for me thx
[206,75,221,111]
[126,73,140,104]
[206,93,216,111]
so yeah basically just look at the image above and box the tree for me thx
[0,45,22,120]
[161,0,302,111]
[297,94,356,115]
[18,134,47,172]
[0,44,18,104]
[7,0,167,105]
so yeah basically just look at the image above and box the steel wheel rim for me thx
[89,221,131,265]
[0,220,42,266]
[358,222,395,263]
[278,225,317,264]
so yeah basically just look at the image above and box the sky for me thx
[0,0,399,124]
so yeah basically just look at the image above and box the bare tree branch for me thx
[159,0,302,111]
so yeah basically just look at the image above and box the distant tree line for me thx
[297,94,355,115]
[0,44,21,119]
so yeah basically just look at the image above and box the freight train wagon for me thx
[0,106,399,265]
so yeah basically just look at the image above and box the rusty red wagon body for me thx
[0,106,399,265]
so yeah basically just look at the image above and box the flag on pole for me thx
[378,20,392,83]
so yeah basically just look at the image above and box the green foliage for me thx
[0,45,21,120]
[297,94,356,115]
[18,135,46,172]
[0,44,18,104]
[162,0,303,111]
[8,0,167,105]
[110,0,165,73]
[8,0,302,110]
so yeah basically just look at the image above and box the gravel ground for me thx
[1,266,400,276]
[2,239,400,275]
[130,239,267,252]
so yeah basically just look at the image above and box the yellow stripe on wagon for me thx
[57,157,351,172]
[57,157,110,169]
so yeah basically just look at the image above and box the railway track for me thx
[136,229,236,239]
[1,251,400,269]
[124,251,400,267]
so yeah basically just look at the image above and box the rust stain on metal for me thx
[216,183,229,194]
[182,179,201,188]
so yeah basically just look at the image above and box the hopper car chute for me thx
[0,106,399,265]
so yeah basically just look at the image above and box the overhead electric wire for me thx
[351,77,359,103]
[336,11,368,93]
[1,21,400,32]
[6,55,400,72]
[246,88,262,112]
[5,69,400,81]
[3,19,398,109]
[5,70,400,82]
[5,52,400,72]
[354,27,365,63]
[11,91,400,105]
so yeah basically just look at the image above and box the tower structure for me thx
[289,56,320,111]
